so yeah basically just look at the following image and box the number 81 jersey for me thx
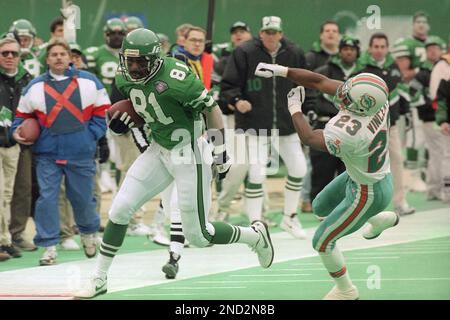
[323,102,391,185]
[115,56,217,150]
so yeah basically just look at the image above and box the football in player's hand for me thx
[107,99,145,128]
[18,118,40,143]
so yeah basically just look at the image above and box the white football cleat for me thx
[60,238,80,251]
[250,220,274,268]
[74,275,107,299]
[363,211,400,240]
[126,223,152,236]
[323,285,359,300]
[280,214,307,239]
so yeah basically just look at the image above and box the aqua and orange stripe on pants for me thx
[312,172,393,254]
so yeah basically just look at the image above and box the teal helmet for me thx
[124,16,144,32]
[119,28,163,82]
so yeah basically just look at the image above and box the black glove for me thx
[97,136,110,163]
[108,110,134,135]
[213,148,231,180]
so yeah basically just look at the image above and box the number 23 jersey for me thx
[115,56,217,150]
[323,103,391,185]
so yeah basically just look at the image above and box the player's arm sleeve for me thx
[323,124,354,158]
[182,73,217,112]
[220,46,248,106]
[110,77,126,104]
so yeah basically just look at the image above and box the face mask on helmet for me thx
[106,30,126,49]
[120,51,161,82]
[334,74,388,116]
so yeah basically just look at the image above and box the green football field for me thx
[0,192,448,300]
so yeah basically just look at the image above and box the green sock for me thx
[95,220,128,278]
[211,222,259,246]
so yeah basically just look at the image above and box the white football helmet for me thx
[334,73,389,116]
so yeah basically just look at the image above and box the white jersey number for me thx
[129,88,174,125]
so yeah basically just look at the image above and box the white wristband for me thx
[288,104,302,116]
[276,66,289,77]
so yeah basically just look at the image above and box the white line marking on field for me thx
[229,274,312,277]
[345,256,400,259]
[160,286,247,290]
[197,278,450,284]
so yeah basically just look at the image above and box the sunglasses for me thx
[0,51,20,58]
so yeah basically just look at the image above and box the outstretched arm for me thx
[255,62,343,95]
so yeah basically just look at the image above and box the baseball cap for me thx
[425,35,446,50]
[339,35,360,50]
[69,42,82,55]
[230,21,250,33]
[260,16,283,32]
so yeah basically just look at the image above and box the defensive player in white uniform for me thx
[256,63,400,300]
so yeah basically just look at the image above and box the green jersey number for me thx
[333,115,362,136]
[129,89,174,125]
[368,130,387,172]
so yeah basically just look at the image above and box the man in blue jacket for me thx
[12,38,109,266]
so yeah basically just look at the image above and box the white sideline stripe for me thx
[353,250,450,255]
[197,278,450,284]
[268,268,325,271]
[345,256,400,260]
[0,207,449,297]
[123,293,198,296]
[229,274,312,277]
[160,286,246,290]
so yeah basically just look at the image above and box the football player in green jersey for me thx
[8,19,43,78]
[124,16,144,33]
[75,28,275,299]
[84,18,126,94]
[392,12,430,194]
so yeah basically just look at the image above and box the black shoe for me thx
[1,245,22,258]
[162,251,180,279]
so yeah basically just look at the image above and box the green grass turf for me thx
[98,236,450,300]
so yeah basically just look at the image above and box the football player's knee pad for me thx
[184,222,214,248]
[108,192,138,225]
[248,165,266,185]
[184,231,210,248]
[312,230,334,253]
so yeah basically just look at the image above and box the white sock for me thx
[284,176,302,214]
[232,225,260,246]
[245,183,264,223]
[320,246,353,291]
[170,240,185,256]
[94,254,113,279]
